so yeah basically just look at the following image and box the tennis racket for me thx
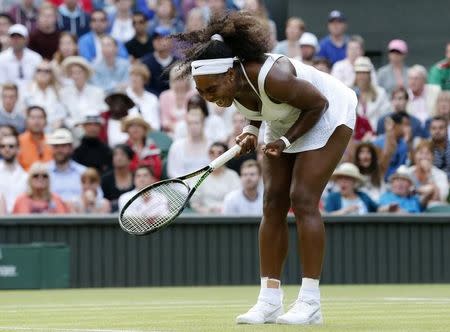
[119,144,242,235]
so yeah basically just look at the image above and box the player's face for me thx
[194,71,236,108]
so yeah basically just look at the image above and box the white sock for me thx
[258,277,282,305]
[299,277,320,303]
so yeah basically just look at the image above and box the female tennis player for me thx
[174,11,357,325]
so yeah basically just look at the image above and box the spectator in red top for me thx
[122,113,162,179]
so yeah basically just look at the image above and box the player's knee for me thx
[263,190,289,218]
[290,188,319,218]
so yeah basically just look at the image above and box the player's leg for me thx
[277,125,352,325]
[236,152,295,324]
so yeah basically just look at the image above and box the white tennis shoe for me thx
[276,299,323,325]
[236,300,284,324]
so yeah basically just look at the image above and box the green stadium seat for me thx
[424,204,450,213]
[148,130,172,159]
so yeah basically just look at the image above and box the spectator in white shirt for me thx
[109,0,135,43]
[126,62,160,130]
[21,60,66,133]
[223,159,263,215]
[0,23,42,92]
[331,35,377,87]
[353,56,391,128]
[0,134,27,213]
[60,56,106,128]
[190,142,241,214]
[406,64,441,126]
[167,108,210,178]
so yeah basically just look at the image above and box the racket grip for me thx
[209,144,242,170]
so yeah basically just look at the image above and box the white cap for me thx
[47,128,74,145]
[8,24,28,38]
[299,32,319,51]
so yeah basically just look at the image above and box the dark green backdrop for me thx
[1,215,449,287]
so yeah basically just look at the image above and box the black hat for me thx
[105,92,135,110]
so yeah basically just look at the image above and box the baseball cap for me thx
[388,39,408,54]
[328,10,346,22]
[153,26,171,38]
[46,128,74,145]
[8,24,28,38]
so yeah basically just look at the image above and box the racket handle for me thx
[209,144,242,170]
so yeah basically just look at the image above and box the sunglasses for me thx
[36,68,52,73]
[32,173,49,179]
[0,144,16,149]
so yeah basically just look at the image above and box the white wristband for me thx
[279,136,291,149]
[242,124,259,137]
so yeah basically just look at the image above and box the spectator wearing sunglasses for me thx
[125,12,153,61]
[0,134,27,213]
[12,162,70,214]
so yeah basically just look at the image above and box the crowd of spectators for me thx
[0,0,449,217]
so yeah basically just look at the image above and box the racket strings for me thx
[120,181,190,234]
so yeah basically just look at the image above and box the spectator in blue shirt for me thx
[317,10,348,66]
[91,35,130,93]
[46,128,90,205]
[141,25,178,96]
[78,9,128,63]
[374,111,410,181]
[379,165,431,213]
[377,86,425,138]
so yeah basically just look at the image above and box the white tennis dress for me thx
[234,53,357,153]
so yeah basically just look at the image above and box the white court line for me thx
[384,297,450,302]
[0,328,164,332]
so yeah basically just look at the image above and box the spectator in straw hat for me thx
[353,56,390,129]
[379,165,429,213]
[122,113,162,179]
[46,128,89,204]
[325,162,378,215]
[60,55,106,128]
[73,114,113,173]
[377,39,409,95]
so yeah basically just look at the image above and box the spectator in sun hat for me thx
[379,165,429,213]
[60,55,106,128]
[325,162,378,215]
[0,23,43,91]
[377,39,409,95]
[299,32,318,66]
[73,113,113,173]
[46,127,90,204]
[122,113,162,178]
[141,25,179,96]
[353,56,390,129]
[428,42,450,91]
[317,10,349,66]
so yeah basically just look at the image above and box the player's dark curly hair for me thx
[173,11,270,76]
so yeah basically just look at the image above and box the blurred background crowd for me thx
[0,0,449,216]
